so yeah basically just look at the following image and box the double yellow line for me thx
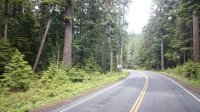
[130,73,148,112]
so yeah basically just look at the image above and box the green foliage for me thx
[126,0,200,70]
[84,57,101,72]
[0,0,131,110]
[172,61,200,80]
[67,68,85,83]
[165,61,200,87]
[41,66,63,83]
[0,65,127,112]
[166,61,200,82]
[1,50,34,92]
[0,39,15,74]
[41,63,85,84]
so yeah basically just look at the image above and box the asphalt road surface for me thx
[48,70,200,112]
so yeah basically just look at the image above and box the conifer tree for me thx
[1,50,33,91]
[0,39,14,74]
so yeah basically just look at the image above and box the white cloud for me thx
[126,0,153,34]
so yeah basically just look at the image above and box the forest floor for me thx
[30,75,127,112]
[0,72,128,112]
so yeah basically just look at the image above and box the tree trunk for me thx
[33,17,52,72]
[80,12,82,38]
[63,0,72,66]
[161,39,164,70]
[3,0,8,41]
[120,36,123,69]
[116,54,119,70]
[192,9,200,62]
[102,36,107,71]
[110,41,113,74]
[183,51,186,63]
[57,45,60,68]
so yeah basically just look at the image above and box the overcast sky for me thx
[126,0,153,34]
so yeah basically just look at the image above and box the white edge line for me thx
[158,72,200,103]
[59,74,131,112]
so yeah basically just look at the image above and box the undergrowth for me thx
[0,63,127,112]
[165,61,200,87]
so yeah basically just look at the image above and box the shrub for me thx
[170,61,200,80]
[0,39,15,74]
[41,63,86,84]
[68,68,85,83]
[84,57,101,72]
[179,61,200,79]
[41,63,69,84]
[1,50,34,92]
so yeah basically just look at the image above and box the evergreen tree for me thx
[1,50,33,92]
[0,39,15,74]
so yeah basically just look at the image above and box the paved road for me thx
[49,70,200,112]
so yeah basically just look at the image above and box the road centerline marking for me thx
[130,72,148,112]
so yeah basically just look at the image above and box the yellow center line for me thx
[130,73,148,112]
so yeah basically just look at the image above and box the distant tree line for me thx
[126,0,200,70]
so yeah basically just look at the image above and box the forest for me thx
[126,0,200,86]
[0,0,130,111]
[1,0,200,111]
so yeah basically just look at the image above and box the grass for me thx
[160,70,200,88]
[0,72,127,112]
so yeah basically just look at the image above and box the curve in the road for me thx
[159,73,200,103]
[44,70,200,112]
[130,72,148,112]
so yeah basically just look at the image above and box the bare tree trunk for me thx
[57,45,60,68]
[183,51,186,63]
[63,0,72,66]
[79,1,83,39]
[80,13,82,38]
[80,3,83,39]
[33,17,52,72]
[161,39,164,70]
[3,0,8,41]
[110,40,113,74]
[102,36,107,71]
[192,9,200,62]
[116,54,119,70]
[120,36,123,69]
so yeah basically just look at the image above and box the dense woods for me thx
[0,0,130,79]
[1,0,200,111]
[0,0,130,111]
[126,0,200,69]
[0,0,130,73]
[126,0,200,83]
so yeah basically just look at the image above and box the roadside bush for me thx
[175,61,200,79]
[0,39,15,74]
[41,63,68,84]
[168,61,200,81]
[1,50,34,92]
[0,60,128,112]
[84,57,101,72]
[41,64,86,84]
[67,68,85,83]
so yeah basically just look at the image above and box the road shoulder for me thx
[159,72,200,96]
[30,74,129,112]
